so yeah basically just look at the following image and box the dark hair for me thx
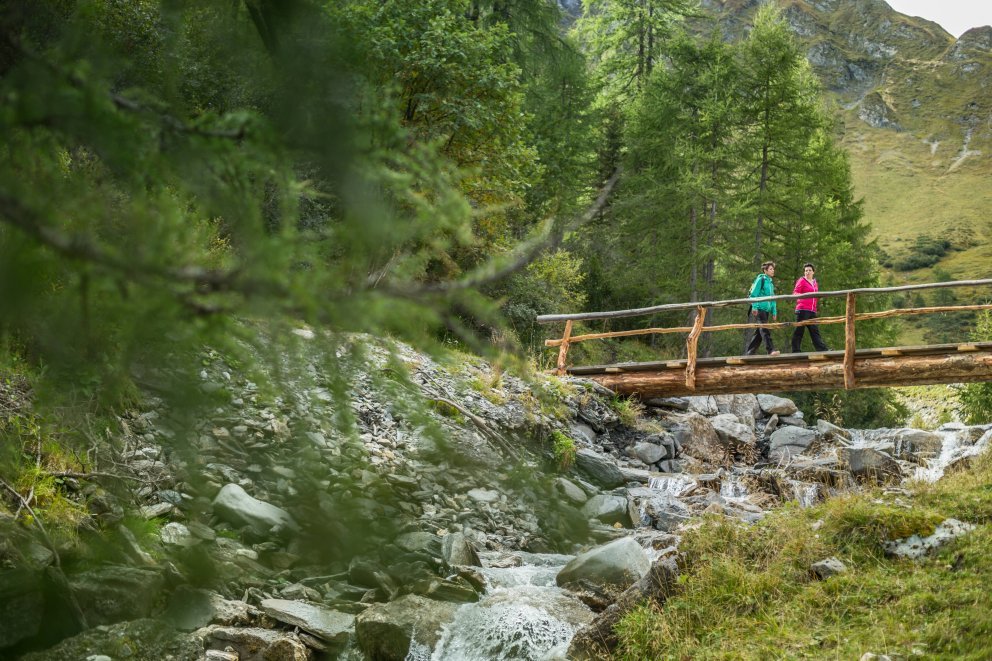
[803,262,815,271]
[761,261,775,271]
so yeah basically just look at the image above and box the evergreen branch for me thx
[379,167,622,298]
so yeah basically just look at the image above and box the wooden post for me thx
[685,306,707,390]
[844,292,856,389]
[556,320,573,376]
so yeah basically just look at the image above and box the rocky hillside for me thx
[3,336,988,659]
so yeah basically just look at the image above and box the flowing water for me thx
[913,427,992,482]
[413,552,592,661]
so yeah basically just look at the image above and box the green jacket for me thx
[749,273,777,316]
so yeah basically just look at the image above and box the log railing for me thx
[537,278,992,389]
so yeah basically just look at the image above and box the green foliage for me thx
[893,234,953,271]
[959,310,992,423]
[550,430,576,470]
[793,388,910,429]
[610,396,643,427]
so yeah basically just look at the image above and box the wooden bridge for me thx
[537,278,992,398]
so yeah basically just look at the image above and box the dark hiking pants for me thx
[745,309,775,355]
[791,309,828,353]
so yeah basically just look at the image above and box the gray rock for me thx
[212,483,297,535]
[466,488,500,503]
[881,428,944,461]
[575,449,625,488]
[627,488,691,531]
[582,494,630,526]
[18,619,202,661]
[141,502,174,519]
[779,415,808,428]
[164,587,216,631]
[764,414,780,436]
[757,394,799,416]
[670,412,727,466]
[569,422,597,444]
[556,537,651,592]
[837,447,902,484]
[710,414,757,446]
[686,396,718,416]
[207,626,312,661]
[884,519,975,560]
[355,594,458,661]
[395,531,442,556]
[160,522,197,547]
[567,558,678,660]
[816,419,852,442]
[442,532,481,567]
[631,442,666,465]
[810,557,848,579]
[554,477,589,505]
[260,599,354,645]
[768,426,818,461]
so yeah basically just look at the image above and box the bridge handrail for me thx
[535,278,992,324]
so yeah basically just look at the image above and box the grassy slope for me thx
[615,450,992,659]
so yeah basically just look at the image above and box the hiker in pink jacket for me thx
[791,263,829,353]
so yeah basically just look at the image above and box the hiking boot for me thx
[770,350,781,356]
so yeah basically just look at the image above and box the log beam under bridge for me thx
[568,343,992,398]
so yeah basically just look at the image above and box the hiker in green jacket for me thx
[745,261,781,356]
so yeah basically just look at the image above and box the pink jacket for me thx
[793,277,819,313]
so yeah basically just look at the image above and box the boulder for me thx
[575,449,625,489]
[884,519,975,560]
[810,557,848,579]
[644,397,689,411]
[567,558,678,660]
[837,447,902,484]
[757,394,798,416]
[686,396,719,416]
[714,394,760,428]
[160,522,197,547]
[710,414,757,447]
[442,532,481,567]
[212,483,297,535]
[355,594,458,661]
[582,494,631,526]
[556,537,650,592]
[768,427,818,461]
[880,429,944,462]
[816,419,852,442]
[18,619,201,661]
[395,531,442,556]
[554,477,589,505]
[627,488,691,531]
[631,442,666,465]
[260,599,354,645]
[670,412,727,466]
[207,626,312,661]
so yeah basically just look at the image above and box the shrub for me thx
[550,430,576,470]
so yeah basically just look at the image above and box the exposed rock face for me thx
[556,537,651,592]
[670,412,727,465]
[212,483,297,535]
